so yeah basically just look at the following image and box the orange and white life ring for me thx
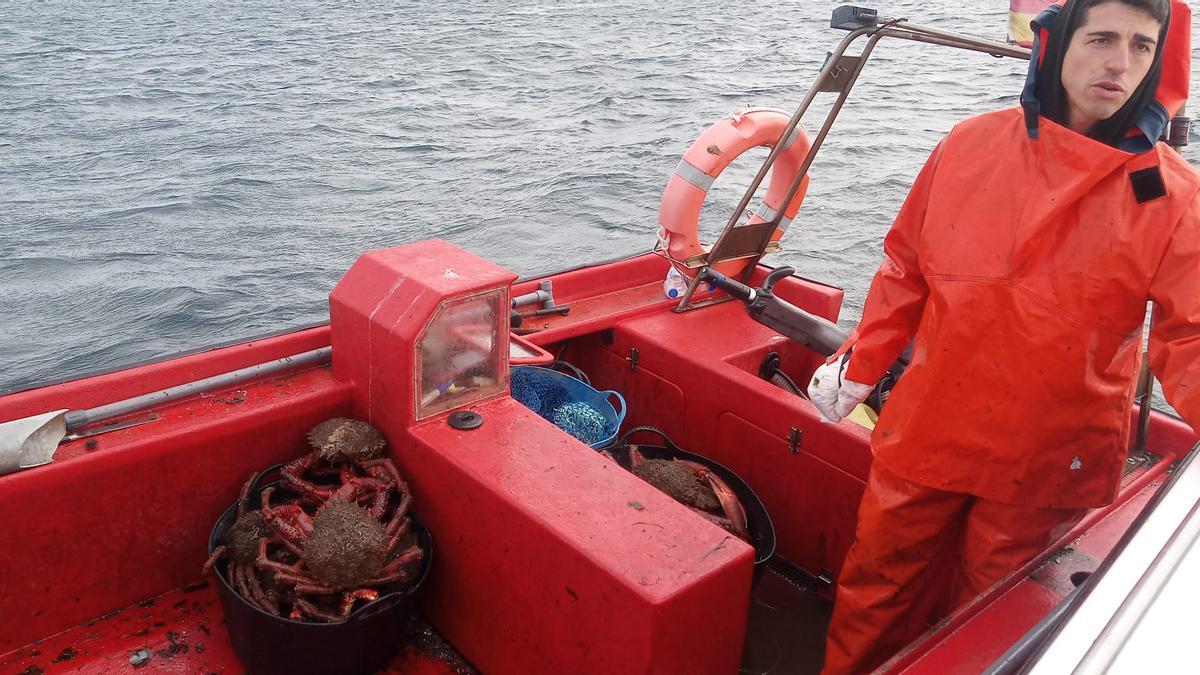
[657,108,811,276]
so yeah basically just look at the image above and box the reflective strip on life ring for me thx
[657,108,812,275]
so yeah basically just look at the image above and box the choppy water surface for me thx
[1,1,1196,403]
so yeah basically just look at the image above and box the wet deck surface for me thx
[741,566,833,675]
[3,566,827,674]
[0,581,468,675]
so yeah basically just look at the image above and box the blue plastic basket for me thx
[510,366,626,448]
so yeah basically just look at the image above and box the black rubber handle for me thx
[245,462,288,508]
[617,425,683,452]
[699,266,849,357]
[760,266,794,295]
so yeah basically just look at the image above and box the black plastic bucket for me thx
[610,426,776,583]
[207,464,434,675]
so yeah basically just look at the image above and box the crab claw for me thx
[628,446,646,469]
[676,460,750,542]
[702,472,750,542]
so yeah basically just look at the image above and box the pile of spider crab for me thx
[606,445,751,543]
[203,417,426,623]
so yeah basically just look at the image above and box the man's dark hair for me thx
[1104,0,1169,25]
[1035,0,1171,145]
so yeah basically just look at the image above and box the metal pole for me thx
[733,27,891,284]
[1130,313,1155,461]
[62,346,332,431]
[1131,104,1189,459]
[704,26,878,258]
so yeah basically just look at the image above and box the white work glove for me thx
[807,355,874,424]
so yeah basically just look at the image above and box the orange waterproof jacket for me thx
[843,109,1200,508]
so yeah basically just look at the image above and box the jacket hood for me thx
[1020,0,1191,152]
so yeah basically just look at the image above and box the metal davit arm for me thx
[674,6,1031,311]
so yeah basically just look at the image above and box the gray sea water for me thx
[1,1,1196,405]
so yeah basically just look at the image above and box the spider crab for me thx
[623,446,751,542]
[203,472,281,615]
[257,488,423,622]
[281,417,402,518]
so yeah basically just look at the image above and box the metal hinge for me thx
[626,347,639,372]
[789,426,802,454]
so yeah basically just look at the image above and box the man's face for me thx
[1060,2,1161,134]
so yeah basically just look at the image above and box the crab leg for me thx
[256,539,308,577]
[292,597,343,623]
[384,530,411,559]
[361,458,406,490]
[202,546,227,576]
[365,545,423,586]
[328,476,390,512]
[363,570,408,587]
[293,583,338,595]
[235,472,258,513]
[233,563,270,614]
[389,544,424,568]
[274,572,325,590]
[233,563,256,603]
[339,589,380,618]
[395,489,412,519]
[241,563,281,615]
[281,453,336,500]
[362,458,410,519]
[279,451,340,499]
[389,515,410,538]
[260,489,314,556]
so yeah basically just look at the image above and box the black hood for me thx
[1020,0,1171,152]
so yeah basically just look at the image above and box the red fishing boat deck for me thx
[1,244,1195,674]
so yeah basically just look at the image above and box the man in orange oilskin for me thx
[806,0,1200,672]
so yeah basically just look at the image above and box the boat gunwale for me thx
[1,252,844,402]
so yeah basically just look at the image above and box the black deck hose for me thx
[769,371,807,399]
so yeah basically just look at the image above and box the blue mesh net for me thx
[510,366,620,447]
[552,402,609,445]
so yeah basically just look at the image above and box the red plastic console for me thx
[329,240,755,674]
